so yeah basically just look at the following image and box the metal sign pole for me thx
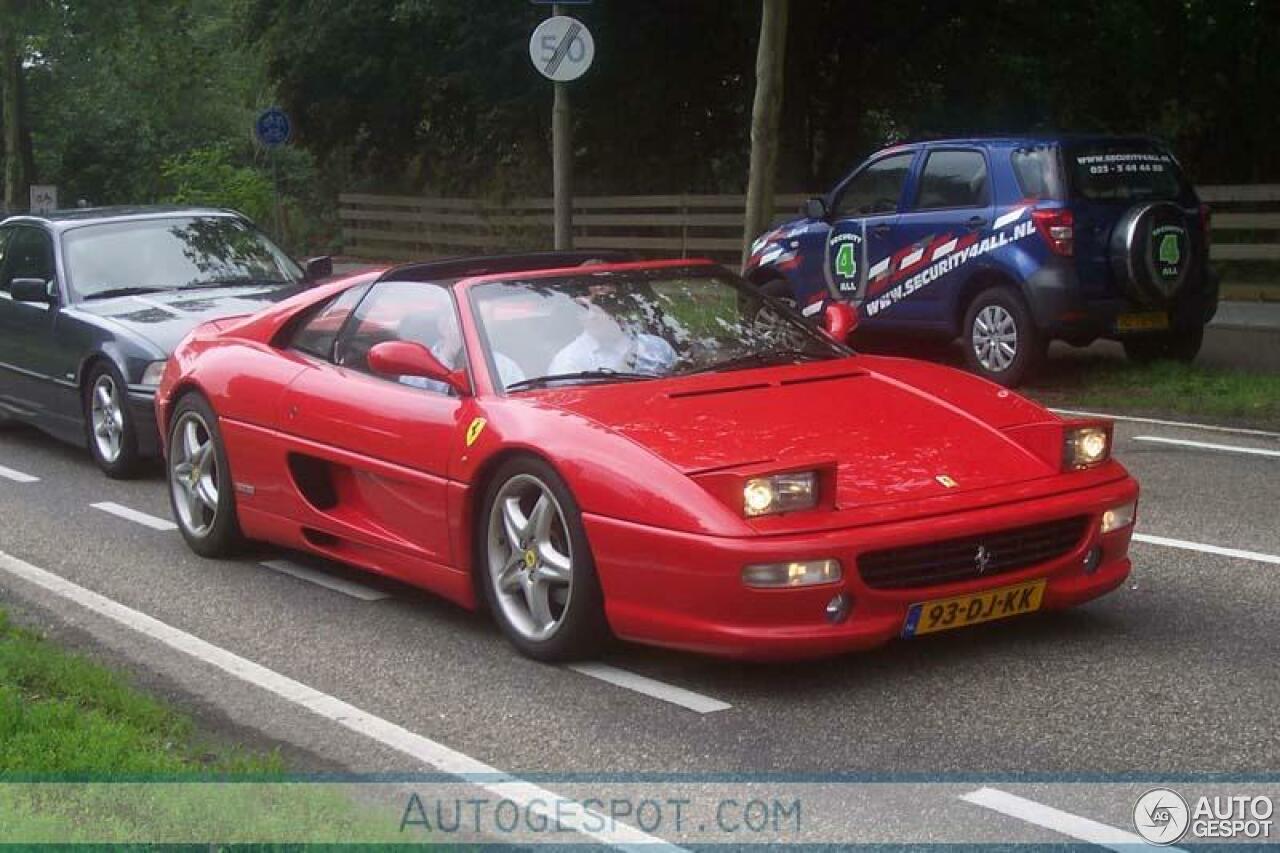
[552,3,572,250]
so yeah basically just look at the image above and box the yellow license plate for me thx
[1115,312,1169,332]
[902,580,1046,637]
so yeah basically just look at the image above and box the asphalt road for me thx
[1,409,1278,846]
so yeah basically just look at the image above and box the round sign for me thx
[254,107,292,148]
[529,15,595,82]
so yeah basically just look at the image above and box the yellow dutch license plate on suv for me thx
[902,579,1046,637]
[1115,312,1169,332]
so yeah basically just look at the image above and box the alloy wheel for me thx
[169,412,220,537]
[486,474,574,642]
[90,374,125,463]
[972,304,1018,373]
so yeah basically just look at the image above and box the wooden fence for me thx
[340,186,1280,291]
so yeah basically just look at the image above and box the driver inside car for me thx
[547,283,676,377]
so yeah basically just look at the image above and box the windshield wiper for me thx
[82,286,171,300]
[683,349,830,375]
[505,369,657,392]
[178,278,292,290]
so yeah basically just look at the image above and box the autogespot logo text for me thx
[1134,788,1190,845]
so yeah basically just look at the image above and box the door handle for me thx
[965,216,988,230]
[870,224,891,237]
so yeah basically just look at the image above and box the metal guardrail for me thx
[340,186,1280,282]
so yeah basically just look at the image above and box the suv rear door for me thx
[1062,138,1200,301]
[889,147,995,326]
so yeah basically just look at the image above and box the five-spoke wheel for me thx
[480,457,608,660]
[166,393,242,557]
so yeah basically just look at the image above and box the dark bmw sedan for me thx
[0,207,331,477]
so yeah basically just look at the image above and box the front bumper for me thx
[126,388,161,458]
[585,475,1138,660]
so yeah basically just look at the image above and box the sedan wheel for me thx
[480,457,609,661]
[85,364,140,478]
[169,412,220,538]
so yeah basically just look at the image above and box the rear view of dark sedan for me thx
[0,207,332,477]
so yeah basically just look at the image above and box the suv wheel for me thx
[962,288,1044,387]
[1123,324,1205,364]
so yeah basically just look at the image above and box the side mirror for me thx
[802,197,829,220]
[303,256,334,282]
[821,301,858,343]
[367,341,470,395]
[10,278,55,304]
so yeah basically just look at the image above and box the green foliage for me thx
[161,146,274,224]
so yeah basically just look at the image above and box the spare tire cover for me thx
[1109,201,1192,304]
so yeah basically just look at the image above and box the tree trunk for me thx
[1,28,29,213]
[741,0,788,268]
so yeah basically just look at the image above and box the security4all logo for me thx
[1134,788,1190,845]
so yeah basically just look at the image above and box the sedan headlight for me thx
[1100,500,1137,534]
[742,559,841,588]
[140,361,168,387]
[743,471,818,517]
[1063,425,1110,470]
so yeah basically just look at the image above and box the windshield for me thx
[62,216,302,299]
[468,267,849,391]
[1069,142,1188,202]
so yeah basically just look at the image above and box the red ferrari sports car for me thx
[156,254,1139,661]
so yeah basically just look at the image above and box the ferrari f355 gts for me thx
[156,254,1138,660]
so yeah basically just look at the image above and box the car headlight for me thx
[743,471,818,517]
[742,559,841,588]
[1063,425,1110,470]
[140,361,168,387]
[1100,500,1136,534]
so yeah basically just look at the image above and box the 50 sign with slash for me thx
[529,15,595,82]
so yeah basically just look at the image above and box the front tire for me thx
[167,393,243,558]
[962,287,1045,387]
[478,456,609,661]
[85,363,141,478]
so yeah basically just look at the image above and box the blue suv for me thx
[744,135,1218,386]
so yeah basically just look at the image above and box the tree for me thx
[0,0,39,212]
[742,0,788,265]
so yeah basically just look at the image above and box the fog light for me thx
[825,592,851,624]
[1099,500,1136,534]
[1082,545,1103,575]
[741,558,841,588]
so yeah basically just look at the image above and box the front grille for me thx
[858,516,1090,590]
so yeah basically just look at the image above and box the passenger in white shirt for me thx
[397,309,526,392]
[547,291,676,377]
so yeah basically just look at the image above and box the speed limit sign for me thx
[529,15,595,82]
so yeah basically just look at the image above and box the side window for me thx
[914,150,990,210]
[832,153,915,218]
[288,283,370,360]
[1,227,55,293]
[1011,145,1064,200]
[334,281,461,392]
[0,228,13,290]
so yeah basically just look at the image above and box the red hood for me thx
[530,358,1059,511]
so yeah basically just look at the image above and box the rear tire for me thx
[477,455,610,661]
[962,287,1045,387]
[167,393,244,558]
[1123,324,1204,364]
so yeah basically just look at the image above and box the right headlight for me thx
[1063,425,1111,470]
[743,471,818,517]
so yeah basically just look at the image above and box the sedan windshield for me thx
[469,267,849,391]
[63,216,302,299]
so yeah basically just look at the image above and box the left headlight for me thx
[743,471,818,517]
[140,361,168,387]
[1063,425,1110,470]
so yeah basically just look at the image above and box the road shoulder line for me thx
[90,501,178,531]
[567,662,732,714]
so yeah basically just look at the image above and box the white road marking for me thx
[0,548,679,851]
[1051,408,1280,439]
[1134,533,1280,566]
[992,206,1028,230]
[90,501,178,531]
[960,787,1186,852]
[1132,435,1280,458]
[0,464,39,483]
[567,663,732,714]
[261,559,390,601]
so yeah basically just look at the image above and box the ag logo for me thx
[1133,788,1190,845]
